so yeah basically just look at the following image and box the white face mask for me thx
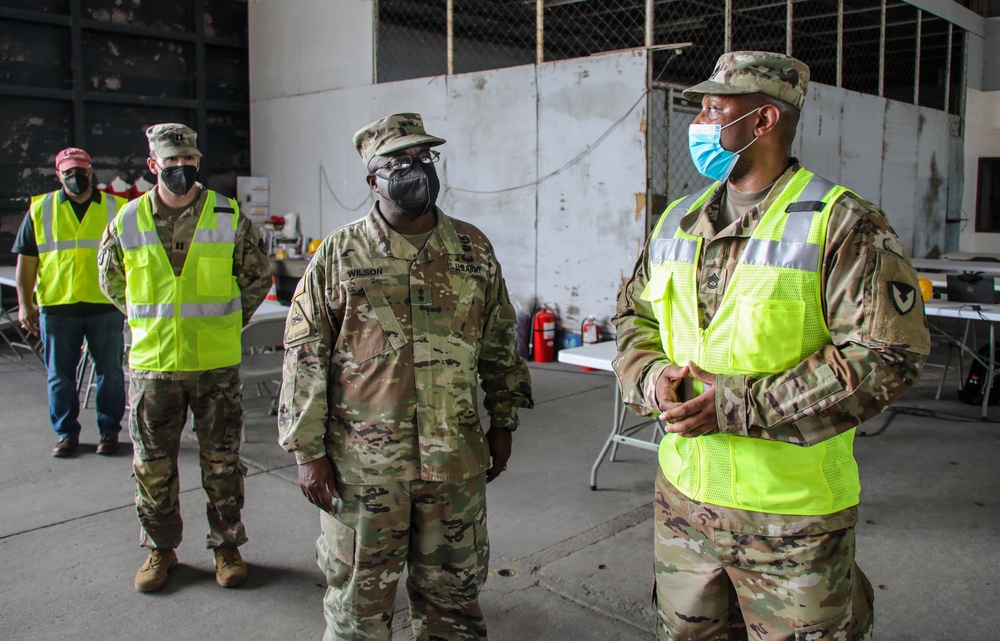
[687,106,762,182]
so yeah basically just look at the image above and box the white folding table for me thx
[923,299,1000,418]
[910,258,1000,275]
[558,341,663,490]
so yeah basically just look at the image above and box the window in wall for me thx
[976,158,1000,233]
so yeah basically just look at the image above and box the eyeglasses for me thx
[375,149,440,172]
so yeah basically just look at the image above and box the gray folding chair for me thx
[239,316,286,439]
[0,303,43,363]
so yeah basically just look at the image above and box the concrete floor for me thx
[0,333,998,641]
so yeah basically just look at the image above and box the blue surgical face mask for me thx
[687,106,762,182]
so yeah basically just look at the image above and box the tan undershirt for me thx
[153,187,197,221]
[400,230,433,250]
[718,181,774,231]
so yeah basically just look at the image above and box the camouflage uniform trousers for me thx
[129,368,248,550]
[653,470,874,641]
[317,474,490,641]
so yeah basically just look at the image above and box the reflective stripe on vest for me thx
[117,191,242,372]
[31,191,124,306]
[643,169,861,515]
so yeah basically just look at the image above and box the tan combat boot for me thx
[134,548,178,592]
[214,547,247,588]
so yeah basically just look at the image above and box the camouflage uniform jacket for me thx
[278,205,533,484]
[613,161,930,536]
[97,184,272,379]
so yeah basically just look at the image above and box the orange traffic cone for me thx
[265,276,278,302]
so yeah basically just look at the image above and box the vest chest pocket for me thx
[197,257,234,298]
[125,251,157,302]
[338,279,407,363]
[730,296,804,373]
[639,271,673,338]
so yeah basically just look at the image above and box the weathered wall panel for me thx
[82,33,194,98]
[251,50,648,333]
[795,84,952,258]
[879,101,922,251]
[0,22,69,89]
[796,84,844,183]
[443,65,538,296]
[535,52,648,331]
[835,90,886,204]
[250,3,972,333]
[913,108,951,257]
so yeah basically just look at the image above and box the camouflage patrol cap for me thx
[353,113,446,167]
[683,51,810,110]
[146,123,202,158]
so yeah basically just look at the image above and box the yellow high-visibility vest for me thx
[116,190,242,372]
[30,191,127,306]
[641,169,861,515]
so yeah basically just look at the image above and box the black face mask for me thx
[63,172,90,195]
[386,162,440,217]
[159,164,198,196]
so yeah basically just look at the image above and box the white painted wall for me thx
[533,55,648,329]
[793,84,955,258]
[250,0,649,333]
[960,17,1000,254]
[249,0,996,332]
[961,88,1000,253]
[248,0,374,99]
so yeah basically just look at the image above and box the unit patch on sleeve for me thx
[889,281,916,315]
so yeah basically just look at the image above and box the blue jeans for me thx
[40,310,126,439]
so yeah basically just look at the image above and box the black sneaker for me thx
[52,436,79,458]
[96,434,119,456]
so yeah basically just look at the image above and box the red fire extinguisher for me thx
[581,316,599,371]
[532,307,557,363]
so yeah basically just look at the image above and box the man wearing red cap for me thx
[12,147,129,457]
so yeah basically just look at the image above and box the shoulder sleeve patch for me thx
[867,249,931,355]
[284,289,318,347]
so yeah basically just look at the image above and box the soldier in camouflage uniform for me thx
[278,113,533,641]
[613,52,930,640]
[98,123,271,593]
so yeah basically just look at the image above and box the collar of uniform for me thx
[149,184,206,221]
[754,158,803,217]
[680,159,803,240]
[365,205,465,262]
[58,187,101,207]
